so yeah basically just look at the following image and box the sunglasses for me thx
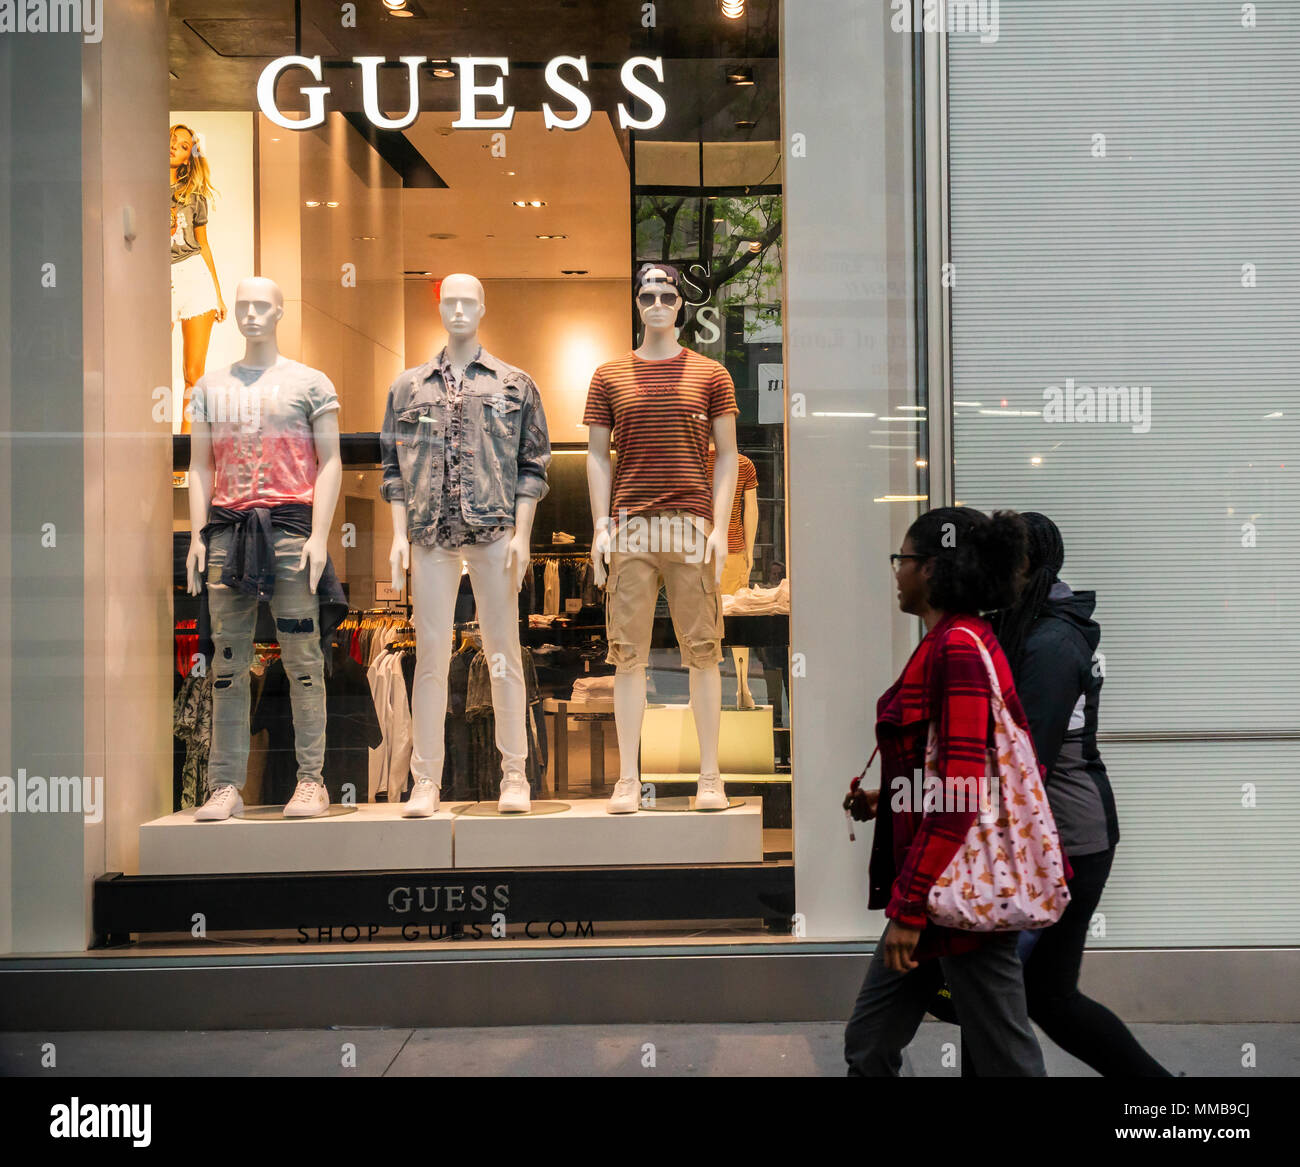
[637,288,681,308]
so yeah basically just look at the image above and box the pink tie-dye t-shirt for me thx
[191,358,339,509]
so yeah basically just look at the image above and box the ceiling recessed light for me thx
[561,269,589,275]
[352,235,377,241]
[513,200,547,208]
[536,234,568,240]
[325,201,340,208]
[432,67,455,78]
[720,0,745,18]
[734,119,757,130]
[746,240,762,252]
[428,232,457,240]
[506,170,516,176]
[1030,456,1043,466]
[726,65,755,85]
[305,200,320,207]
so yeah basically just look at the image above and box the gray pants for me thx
[844,931,1046,1076]
[206,527,325,793]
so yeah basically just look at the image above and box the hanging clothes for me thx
[465,646,546,800]
[543,558,561,616]
[368,645,414,802]
[173,667,213,809]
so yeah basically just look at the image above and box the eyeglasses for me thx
[890,553,929,571]
[637,288,681,308]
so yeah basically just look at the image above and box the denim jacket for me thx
[380,346,551,544]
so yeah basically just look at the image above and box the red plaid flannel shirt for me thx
[867,613,1063,960]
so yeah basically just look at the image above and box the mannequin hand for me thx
[504,528,529,591]
[591,525,612,587]
[704,526,728,585]
[215,295,227,324]
[298,534,329,594]
[882,921,922,972]
[186,539,206,597]
[390,533,410,593]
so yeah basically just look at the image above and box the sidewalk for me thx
[3,1022,1297,1076]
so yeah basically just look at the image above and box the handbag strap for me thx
[949,624,1004,705]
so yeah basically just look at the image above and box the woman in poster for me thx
[169,123,226,434]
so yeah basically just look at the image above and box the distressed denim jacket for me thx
[380,346,551,544]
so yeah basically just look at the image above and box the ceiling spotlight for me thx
[726,65,754,86]
[720,0,745,19]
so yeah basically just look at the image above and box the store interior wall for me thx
[785,0,919,940]
[402,277,629,446]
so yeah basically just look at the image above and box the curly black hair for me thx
[905,506,1028,615]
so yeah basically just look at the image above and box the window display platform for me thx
[139,804,454,875]
[450,795,762,869]
[91,861,795,946]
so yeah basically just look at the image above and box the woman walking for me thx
[170,123,225,433]
[986,512,1171,1076]
[843,506,1049,1076]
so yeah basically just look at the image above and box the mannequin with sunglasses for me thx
[584,264,740,814]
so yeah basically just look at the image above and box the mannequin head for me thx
[234,277,284,338]
[440,273,486,340]
[635,263,686,332]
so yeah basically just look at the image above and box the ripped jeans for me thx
[206,526,325,792]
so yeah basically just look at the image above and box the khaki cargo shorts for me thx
[604,513,724,671]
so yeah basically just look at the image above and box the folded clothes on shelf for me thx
[722,578,790,616]
[569,674,617,702]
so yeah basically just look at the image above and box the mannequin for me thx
[585,264,739,813]
[710,440,760,709]
[381,273,551,816]
[186,276,343,821]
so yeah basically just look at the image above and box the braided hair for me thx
[993,511,1064,678]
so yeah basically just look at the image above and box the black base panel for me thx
[92,863,796,944]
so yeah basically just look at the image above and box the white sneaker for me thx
[403,777,440,818]
[606,776,640,814]
[283,779,330,818]
[195,784,243,822]
[498,773,531,814]
[695,773,728,810]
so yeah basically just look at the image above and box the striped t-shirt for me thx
[584,348,738,522]
[707,449,758,553]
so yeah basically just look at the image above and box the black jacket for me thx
[1013,583,1121,856]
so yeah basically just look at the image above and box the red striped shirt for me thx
[706,449,758,553]
[583,349,738,522]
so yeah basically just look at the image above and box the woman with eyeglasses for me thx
[842,506,1048,1076]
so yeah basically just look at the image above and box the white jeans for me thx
[410,535,527,788]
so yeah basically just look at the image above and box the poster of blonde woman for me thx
[168,114,254,436]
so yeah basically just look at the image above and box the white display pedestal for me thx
[451,796,763,869]
[138,804,454,874]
